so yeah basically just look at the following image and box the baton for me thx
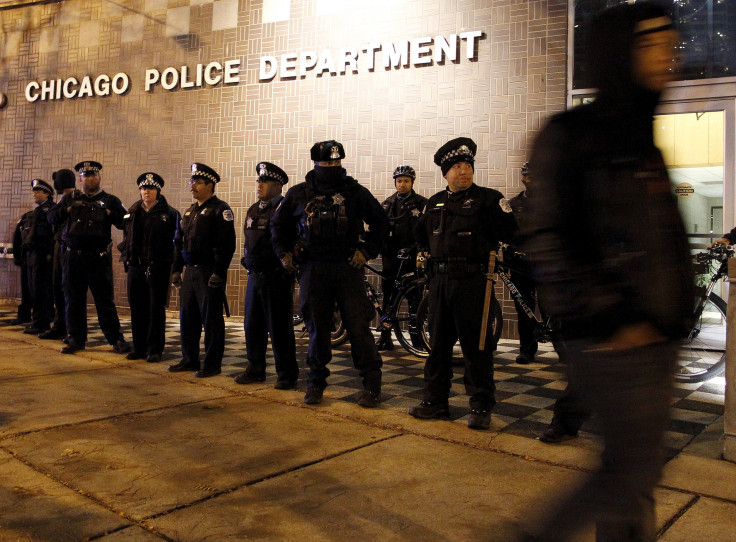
[479,251,498,351]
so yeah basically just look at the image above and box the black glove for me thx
[208,273,225,288]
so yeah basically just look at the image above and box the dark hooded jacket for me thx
[521,3,694,341]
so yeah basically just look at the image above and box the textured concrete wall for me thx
[0,0,567,324]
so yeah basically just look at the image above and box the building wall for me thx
[0,0,568,323]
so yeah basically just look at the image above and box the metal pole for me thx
[723,258,736,461]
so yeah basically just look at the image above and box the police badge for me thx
[330,146,340,160]
[499,198,512,213]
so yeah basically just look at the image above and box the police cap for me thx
[52,169,76,193]
[256,162,288,185]
[137,172,165,190]
[31,178,53,195]
[310,140,345,162]
[434,137,477,176]
[190,163,220,184]
[74,161,103,176]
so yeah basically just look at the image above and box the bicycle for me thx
[361,251,429,357]
[413,243,555,354]
[676,243,732,383]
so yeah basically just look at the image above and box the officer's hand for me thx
[208,273,225,289]
[171,271,182,289]
[349,250,367,269]
[416,251,428,271]
[280,253,297,274]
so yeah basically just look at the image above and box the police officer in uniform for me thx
[408,137,515,430]
[39,169,77,340]
[118,172,181,363]
[508,162,538,364]
[376,165,427,350]
[47,161,131,355]
[10,210,34,326]
[234,162,298,389]
[272,140,390,407]
[169,163,235,378]
[20,179,56,334]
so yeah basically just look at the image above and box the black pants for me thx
[244,270,298,382]
[179,264,225,371]
[16,260,32,321]
[423,272,495,411]
[299,260,382,392]
[511,265,538,356]
[26,251,53,330]
[51,241,66,333]
[127,263,171,357]
[62,250,123,346]
[532,341,675,541]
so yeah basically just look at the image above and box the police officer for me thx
[39,169,77,341]
[376,165,427,351]
[118,172,181,363]
[47,161,131,355]
[508,161,538,364]
[169,163,235,378]
[272,140,390,407]
[408,137,515,430]
[20,179,56,334]
[10,210,33,326]
[234,162,298,389]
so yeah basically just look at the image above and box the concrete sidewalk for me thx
[1,325,735,541]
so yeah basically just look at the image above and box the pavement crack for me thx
[657,494,700,537]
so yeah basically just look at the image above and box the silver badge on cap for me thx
[330,146,340,160]
[258,164,267,176]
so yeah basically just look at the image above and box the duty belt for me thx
[64,247,110,258]
[429,259,485,274]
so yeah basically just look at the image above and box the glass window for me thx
[573,0,736,89]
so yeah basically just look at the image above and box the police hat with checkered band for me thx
[74,160,103,176]
[256,162,288,185]
[434,137,477,176]
[310,140,345,162]
[136,172,165,190]
[31,178,53,195]
[190,163,220,184]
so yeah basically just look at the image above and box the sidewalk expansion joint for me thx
[657,494,699,537]
[138,433,404,524]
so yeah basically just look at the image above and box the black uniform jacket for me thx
[173,195,236,278]
[381,190,427,259]
[242,196,283,272]
[47,189,126,252]
[415,183,515,262]
[271,169,389,263]
[23,198,55,256]
[118,195,181,267]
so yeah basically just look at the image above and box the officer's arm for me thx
[358,189,390,259]
[270,191,297,258]
[47,194,71,225]
[413,203,430,253]
[172,215,185,274]
[213,206,236,279]
[107,196,127,230]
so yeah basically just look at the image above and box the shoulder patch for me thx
[222,209,234,222]
[499,198,513,213]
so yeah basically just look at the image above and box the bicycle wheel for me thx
[413,294,503,354]
[676,292,727,383]
[330,306,348,347]
[392,284,429,357]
